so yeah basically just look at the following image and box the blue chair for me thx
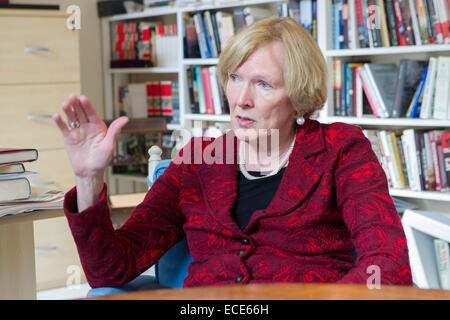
[87,158,193,297]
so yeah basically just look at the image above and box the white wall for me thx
[11,0,105,117]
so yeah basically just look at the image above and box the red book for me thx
[201,67,214,114]
[0,148,38,166]
[355,67,380,118]
[393,0,407,45]
[441,132,450,190]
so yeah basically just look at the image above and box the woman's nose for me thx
[237,83,253,109]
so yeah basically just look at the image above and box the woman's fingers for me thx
[62,95,79,125]
[71,95,89,124]
[52,113,70,137]
[79,95,102,123]
[104,116,129,147]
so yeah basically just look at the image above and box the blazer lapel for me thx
[195,131,242,234]
[195,119,326,234]
[249,118,327,225]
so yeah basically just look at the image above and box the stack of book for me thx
[118,80,180,124]
[0,148,39,203]
[287,0,318,41]
[332,0,450,50]
[111,21,178,68]
[0,148,65,218]
[333,56,450,118]
[183,7,275,59]
[186,66,229,115]
[363,128,450,192]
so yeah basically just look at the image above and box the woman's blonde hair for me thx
[217,16,328,119]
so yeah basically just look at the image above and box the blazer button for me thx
[241,238,250,245]
[235,274,244,283]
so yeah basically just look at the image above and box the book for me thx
[392,59,427,118]
[0,163,25,174]
[424,132,437,191]
[0,148,38,165]
[0,171,39,181]
[441,132,450,186]
[0,178,31,202]
[402,129,422,191]
[385,0,400,46]
[432,56,450,119]
[201,67,215,115]
[429,130,443,191]
[407,65,429,118]
[419,57,437,119]
[433,238,450,289]
[364,63,398,117]
[128,83,148,118]
[243,6,273,25]
[195,67,207,114]
[0,190,64,218]
[215,11,235,51]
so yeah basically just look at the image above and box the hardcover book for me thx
[0,148,38,166]
[392,59,427,118]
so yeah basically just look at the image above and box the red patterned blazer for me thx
[64,118,412,288]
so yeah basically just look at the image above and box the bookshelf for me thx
[101,2,450,203]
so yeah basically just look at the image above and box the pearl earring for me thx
[296,117,305,125]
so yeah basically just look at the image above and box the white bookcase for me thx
[101,1,450,204]
[100,0,450,288]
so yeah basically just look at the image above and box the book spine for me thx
[419,131,430,189]
[437,131,449,190]
[432,57,450,119]
[355,67,380,117]
[431,0,445,43]
[194,67,207,114]
[392,60,406,118]
[399,0,415,45]
[386,0,401,45]
[423,0,437,43]
[403,129,422,191]
[441,132,450,189]
[433,239,450,290]
[393,0,408,45]
[334,60,342,116]
[408,0,424,45]
[193,13,209,59]
[424,131,437,190]
[401,132,414,189]
[414,131,425,190]
[396,134,411,188]
[355,0,367,47]
[208,66,223,115]
[420,57,437,119]
[436,0,450,43]
[430,130,443,191]
[408,65,428,118]
[201,67,215,115]
[376,0,392,47]
[392,132,407,188]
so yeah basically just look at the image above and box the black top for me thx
[231,167,286,230]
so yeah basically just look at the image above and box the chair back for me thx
[149,157,193,289]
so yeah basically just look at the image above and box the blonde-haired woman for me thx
[55,17,412,289]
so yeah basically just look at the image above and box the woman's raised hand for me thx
[53,94,128,179]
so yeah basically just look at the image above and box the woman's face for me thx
[226,41,296,143]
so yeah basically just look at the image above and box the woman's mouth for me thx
[236,116,256,127]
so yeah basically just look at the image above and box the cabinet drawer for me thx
[26,148,75,193]
[0,83,80,150]
[34,216,86,291]
[0,16,80,85]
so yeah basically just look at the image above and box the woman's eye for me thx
[259,81,271,89]
[229,74,238,81]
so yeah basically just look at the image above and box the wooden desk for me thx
[0,209,64,300]
[88,283,450,300]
